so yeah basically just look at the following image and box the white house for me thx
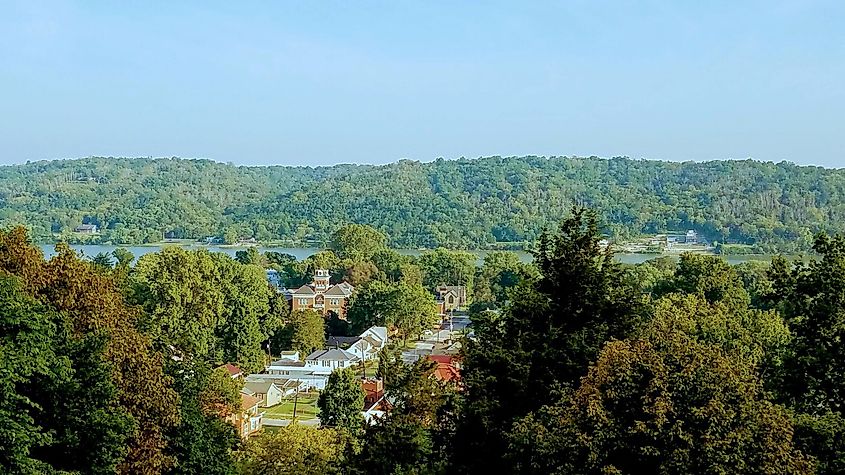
[245,374,308,396]
[305,348,359,372]
[264,359,330,390]
[347,326,388,361]
[243,381,284,407]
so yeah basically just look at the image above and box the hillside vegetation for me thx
[1,156,843,251]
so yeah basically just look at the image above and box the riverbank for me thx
[37,243,793,266]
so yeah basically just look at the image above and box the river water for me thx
[38,244,770,266]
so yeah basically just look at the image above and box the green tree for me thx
[457,208,644,472]
[643,293,790,369]
[0,229,180,474]
[235,247,264,266]
[288,309,326,356]
[237,424,348,475]
[508,335,813,474]
[132,247,225,358]
[90,251,114,269]
[165,361,239,475]
[318,368,365,433]
[472,251,533,308]
[659,253,750,310]
[330,223,387,261]
[370,249,422,286]
[769,233,845,473]
[418,248,476,296]
[0,275,66,473]
[112,248,135,268]
[27,331,135,474]
[356,358,461,475]
[347,280,436,339]
[214,256,270,373]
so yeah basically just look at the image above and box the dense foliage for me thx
[3,156,845,251]
[7,203,845,473]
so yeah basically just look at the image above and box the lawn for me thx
[353,360,378,379]
[263,393,320,420]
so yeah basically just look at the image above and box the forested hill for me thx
[1,156,843,251]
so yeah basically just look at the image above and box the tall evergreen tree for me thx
[457,207,644,472]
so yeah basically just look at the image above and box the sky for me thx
[1,1,843,168]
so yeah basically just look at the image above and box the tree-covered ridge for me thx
[2,155,845,251]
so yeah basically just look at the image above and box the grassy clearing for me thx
[262,393,320,420]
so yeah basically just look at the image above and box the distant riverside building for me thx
[286,269,354,319]
[74,224,98,234]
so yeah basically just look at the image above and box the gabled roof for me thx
[244,381,278,395]
[361,326,388,343]
[428,355,456,365]
[327,335,360,347]
[291,285,316,295]
[219,363,242,377]
[306,348,358,362]
[241,393,262,411]
[362,335,382,349]
[433,363,461,383]
[324,285,350,297]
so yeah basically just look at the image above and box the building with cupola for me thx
[285,269,354,319]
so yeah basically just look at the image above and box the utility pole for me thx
[292,388,299,424]
[360,342,367,380]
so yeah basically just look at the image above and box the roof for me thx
[428,355,456,365]
[433,363,461,383]
[241,393,262,411]
[75,224,97,230]
[437,285,465,293]
[220,363,242,377]
[327,336,360,347]
[362,335,382,348]
[291,285,316,295]
[247,374,313,388]
[269,359,306,367]
[362,326,388,343]
[244,381,278,395]
[324,285,351,297]
[306,348,358,362]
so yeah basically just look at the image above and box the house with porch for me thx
[227,390,263,439]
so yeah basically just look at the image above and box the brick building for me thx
[286,269,354,319]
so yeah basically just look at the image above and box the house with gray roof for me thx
[243,380,284,407]
[286,269,355,318]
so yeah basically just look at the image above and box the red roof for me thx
[433,362,461,383]
[241,393,261,411]
[220,363,242,377]
[429,355,455,365]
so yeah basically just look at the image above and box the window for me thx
[299,298,308,305]
[330,299,339,306]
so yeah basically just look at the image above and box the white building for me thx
[347,326,388,361]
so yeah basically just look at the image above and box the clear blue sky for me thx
[1,1,843,167]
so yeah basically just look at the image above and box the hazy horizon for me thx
[4,154,844,171]
[2,1,843,168]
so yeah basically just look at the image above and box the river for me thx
[38,244,772,266]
